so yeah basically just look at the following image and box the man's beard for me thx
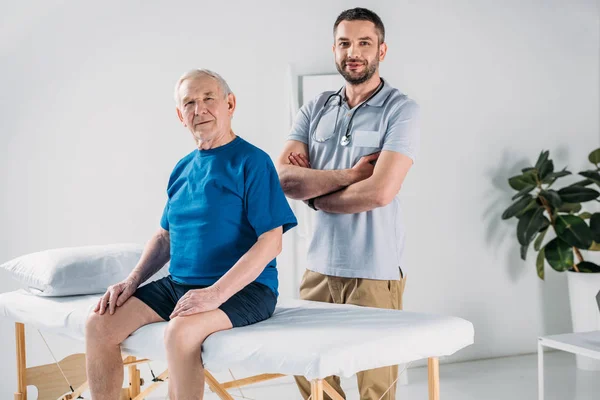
[336,57,379,85]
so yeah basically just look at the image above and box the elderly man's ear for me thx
[176,108,186,125]
[227,93,236,115]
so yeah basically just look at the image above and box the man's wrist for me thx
[127,273,141,286]
[211,283,228,303]
[343,168,358,186]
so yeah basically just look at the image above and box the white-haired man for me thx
[85,69,297,399]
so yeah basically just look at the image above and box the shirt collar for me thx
[340,78,392,108]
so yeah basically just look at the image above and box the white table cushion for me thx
[0,290,474,379]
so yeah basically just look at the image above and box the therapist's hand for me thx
[288,152,311,168]
[94,277,139,315]
[170,286,223,319]
[289,153,312,207]
[351,152,380,182]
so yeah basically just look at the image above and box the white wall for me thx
[0,0,598,397]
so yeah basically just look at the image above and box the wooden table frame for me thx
[13,322,441,400]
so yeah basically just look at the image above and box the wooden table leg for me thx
[428,357,440,400]
[125,356,141,398]
[311,379,324,400]
[15,323,27,400]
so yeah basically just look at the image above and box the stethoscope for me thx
[313,78,385,146]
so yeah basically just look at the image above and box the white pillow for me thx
[0,243,161,296]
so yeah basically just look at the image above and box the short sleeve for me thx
[160,201,169,231]
[244,155,298,237]
[382,100,420,163]
[160,151,195,231]
[287,101,314,144]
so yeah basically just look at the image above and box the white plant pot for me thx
[566,270,600,370]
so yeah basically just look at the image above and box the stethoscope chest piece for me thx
[315,78,385,148]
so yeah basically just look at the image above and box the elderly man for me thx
[85,69,297,399]
[277,8,420,400]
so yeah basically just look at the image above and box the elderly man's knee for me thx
[164,318,206,354]
[85,312,120,345]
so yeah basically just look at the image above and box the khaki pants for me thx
[294,269,407,400]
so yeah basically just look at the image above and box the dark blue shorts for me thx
[132,276,277,328]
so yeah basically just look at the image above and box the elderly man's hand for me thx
[94,278,139,315]
[170,286,223,319]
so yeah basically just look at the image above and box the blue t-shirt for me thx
[160,136,297,296]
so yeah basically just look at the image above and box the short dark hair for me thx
[333,8,385,44]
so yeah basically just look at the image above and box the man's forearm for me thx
[212,228,282,301]
[128,230,171,285]
[314,178,392,214]
[278,164,356,200]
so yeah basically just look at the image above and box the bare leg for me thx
[164,309,233,400]
[85,297,163,400]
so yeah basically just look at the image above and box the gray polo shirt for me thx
[288,78,420,280]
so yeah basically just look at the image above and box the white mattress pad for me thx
[0,290,474,379]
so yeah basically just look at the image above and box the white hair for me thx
[173,69,233,105]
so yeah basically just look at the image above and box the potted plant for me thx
[502,148,600,370]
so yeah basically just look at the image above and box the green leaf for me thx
[538,189,562,208]
[590,213,600,243]
[543,169,571,188]
[536,248,545,280]
[570,179,594,187]
[520,243,530,261]
[544,237,574,271]
[534,226,549,251]
[539,160,554,180]
[521,167,536,173]
[576,261,600,273]
[557,186,600,203]
[589,148,600,165]
[509,171,538,191]
[502,196,534,220]
[579,170,600,186]
[579,211,592,219]
[542,168,571,182]
[535,150,550,170]
[518,199,542,219]
[511,185,536,201]
[517,208,548,246]
[589,241,600,251]
[555,214,594,249]
[558,203,582,214]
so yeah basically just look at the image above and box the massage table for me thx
[0,289,474,400]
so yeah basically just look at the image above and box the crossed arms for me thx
[276,140,413,214]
